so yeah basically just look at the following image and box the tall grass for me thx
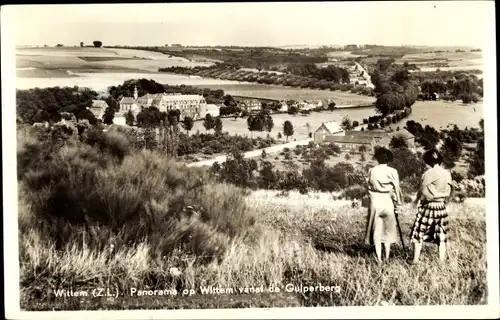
[18,127,487,310]
[18,126,256,266]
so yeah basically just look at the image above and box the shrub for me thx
[18,129,256,263]
[341,185,368,200]
[451,171,466,183]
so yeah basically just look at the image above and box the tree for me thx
[389,136,408,149]
[80,42,84,47]
[264,113,274,133]
[125,110,135,126]
[182,116,194,135]
[214,117,223,135]
[340,115,353,131]
[203,114,215,132]
[283,121,294,141]
[288,106,299,115]
[247,114,263,138]
[102,106,115,125]
[105,96,120,112]
[359,145,368,154]
[93,41,103,48]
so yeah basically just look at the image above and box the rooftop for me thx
[320,121,343,134]
[92,100,109,109]
[388,128,415,140]
[327,135,374,145]
[120,97,136,104]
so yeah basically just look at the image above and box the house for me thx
[279,100,289,112]
[237,99,261,113]
[388,128,416,149]
[90,100,109,120]
[205,104,220,118]
[325,130,385,151]
[313,121,344,143]
[119,97,138,113]
[325,129,416,152]
[430,92,440,101]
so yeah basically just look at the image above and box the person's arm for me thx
[366,168,372,191]
[445,171,455,204]
[392,169,403,206]
[414,172,426,206]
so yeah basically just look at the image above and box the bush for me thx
[18,129,256,263]
[341,185,367,200]
[451,171,466,183]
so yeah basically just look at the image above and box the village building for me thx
[205,104,220,117]
[236,99,261,113]
[324,129,415,151]
[313,121,344,143]
[388,128,416,148]
[279,100,289,112]
[90,100,109,120]
[116,86,208,122]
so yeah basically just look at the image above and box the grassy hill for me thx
[20,189,486,310]
[18,125,486,310]
[16,47,213,77]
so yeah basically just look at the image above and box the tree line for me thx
[17,86,99,125]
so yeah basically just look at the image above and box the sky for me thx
[3,1,495,48]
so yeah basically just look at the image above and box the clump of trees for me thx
[371,58,419,116]
[159,64,377,96]
[413,70,483,104]
[17,86,99,125]
[246,110,274,138]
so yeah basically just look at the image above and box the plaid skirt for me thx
[409,201,449,244]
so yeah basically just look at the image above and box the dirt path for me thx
[186,138,313,167]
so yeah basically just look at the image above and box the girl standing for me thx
[365,147,403,265]
[410,149,453,264]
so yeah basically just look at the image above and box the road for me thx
[354,62,374,89]
[186,138,313,167]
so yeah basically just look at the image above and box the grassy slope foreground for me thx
[18,126,486,310]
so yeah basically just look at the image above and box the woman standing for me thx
[365,147,403,264]
[409,149,453,264]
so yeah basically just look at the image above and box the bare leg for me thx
[413,241,422,263]
[385,243,391,260]
[439,242,446,262]
[374,241,382,264]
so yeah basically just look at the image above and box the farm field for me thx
[399,51,483,73]
[192,83,376,105]
[21,189,487,310]
[191,101,484,141]
[16,47,214,76]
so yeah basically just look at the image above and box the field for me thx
[20,189,487,310]
[192,83,376,105]
[399,51,483,73]
[191,101,484,141]
[16,47,214,77]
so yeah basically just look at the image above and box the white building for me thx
[116,86,208,122]
[205,104,220,117]
[313,121,344,143]
[90,100,109,120]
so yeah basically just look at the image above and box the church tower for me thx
[133,86,138,101]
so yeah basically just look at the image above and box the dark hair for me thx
[373,147,393,164]
[422,148,443,166]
